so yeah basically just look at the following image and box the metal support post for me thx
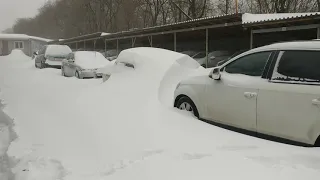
[174,32,177,51]
[205,28,209,68]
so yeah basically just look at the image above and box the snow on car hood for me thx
[75,51,111,69]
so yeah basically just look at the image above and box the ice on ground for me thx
[1,48,320,180]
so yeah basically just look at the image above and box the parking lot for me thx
[1,47,320,180]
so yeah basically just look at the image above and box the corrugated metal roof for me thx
[101,13,242,38]
[53,12,320,44]
[242,12,320,24]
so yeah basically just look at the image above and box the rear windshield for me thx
[45,45,72,58]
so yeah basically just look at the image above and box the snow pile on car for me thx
[74,51,111,69]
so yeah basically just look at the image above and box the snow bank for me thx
[75,51,110,69]
[0,94,17,180]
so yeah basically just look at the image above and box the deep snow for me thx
[0,49,320,180]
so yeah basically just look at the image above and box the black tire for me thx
[75,71,81,79]
[40,62,45,69]
[176,96,199,118]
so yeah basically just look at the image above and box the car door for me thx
[205,51,274,132]
[257,50,320,145]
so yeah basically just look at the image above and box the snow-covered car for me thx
[194,51,232,68]
[61,51,110,79]
[174,41,320,147]
[35,45,72,69]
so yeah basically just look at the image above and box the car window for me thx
[271,51,320,84]
[193,52,206,58]
[210,51,231,57]
[224,52,272,76]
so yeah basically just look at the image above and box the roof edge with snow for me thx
[0,34,51,42]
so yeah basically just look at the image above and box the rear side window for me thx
[272,51,320,84]
[224,52,272,76]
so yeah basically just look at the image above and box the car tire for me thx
[75,71,82,79]
[40,62,45,69]
[176,96,199,118]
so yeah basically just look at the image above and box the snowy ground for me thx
[0,50,320,180]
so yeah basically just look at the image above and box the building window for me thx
[14,41,24,49]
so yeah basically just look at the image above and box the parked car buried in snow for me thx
[174,41,320,147]
[61,51,111,79]
[35,45,72,69]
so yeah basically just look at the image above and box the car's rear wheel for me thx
[75,71,81,79]
[176,96,199,118]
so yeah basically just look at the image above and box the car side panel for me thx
[174,83,208,118]
[258,82,320,145]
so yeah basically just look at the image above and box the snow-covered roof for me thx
[242,12,320,24]
[0,34,51,42]
[101,33,111,36]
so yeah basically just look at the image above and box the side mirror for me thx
[209,67,221,80]
[33,52,38,55]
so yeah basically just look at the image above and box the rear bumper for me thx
[80,71,102,78]
[45,60,62,69]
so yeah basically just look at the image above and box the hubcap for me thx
[179,102,194,113]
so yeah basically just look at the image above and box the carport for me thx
[51,12,320,68]
[244,13,320,48]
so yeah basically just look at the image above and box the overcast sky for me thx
[0,0,48,32]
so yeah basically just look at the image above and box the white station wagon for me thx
[174,41,320,147]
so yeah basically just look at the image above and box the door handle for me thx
[312,99,320,105]
[244,92,257,99]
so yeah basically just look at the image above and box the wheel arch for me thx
[174,86,206,118]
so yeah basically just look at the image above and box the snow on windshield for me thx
[75,51,110,69]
